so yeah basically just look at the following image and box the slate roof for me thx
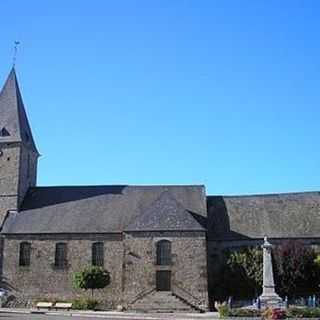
[0,68,38,154]
[2,185,207,234]
[125,191,205,231]
[207,192,320,240]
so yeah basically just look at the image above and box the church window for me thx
[19,242,31,267]
[0,128,10,137]
[55,243,67,269]
[92,242,104,267]
[156,240,172,266]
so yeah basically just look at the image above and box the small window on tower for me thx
[0,128,10,137]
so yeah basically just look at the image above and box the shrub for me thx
[86,299,99,310]
[217,304,231,318]
[262,308,286,320]
[287,307,320,318]
[273,241,320,297]
[73,266,110,298]
[72,298,99,310]
[262,307,273,320]
[214,247,263,299]
[230,308,261,317]
[272,309,286,320]
[227,247,263,297]
[314,254,320,268]
[218,305,261,318]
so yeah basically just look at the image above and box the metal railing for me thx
[129,287,156,305]
[172,284,205,312]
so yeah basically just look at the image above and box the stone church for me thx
[0,68,319,311]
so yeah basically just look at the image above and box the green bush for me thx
[218,305,261,318]
[287,307,320,318]
[212,247,263,300]
[73,266,110,298]
[218,304,231,318]
[230,308,261,317]
[86,299,99,310]
[72,298,99,310]
[72,299,87,310]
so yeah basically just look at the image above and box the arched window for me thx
[92,242,104,267]
[19,242,31,266]
[55,243,67,269]
[156,240,172,265]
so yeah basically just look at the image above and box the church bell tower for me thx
[0,68,39,226]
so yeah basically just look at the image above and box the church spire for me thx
[0,68,39,155]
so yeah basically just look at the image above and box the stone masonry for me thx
[2,232,208,310]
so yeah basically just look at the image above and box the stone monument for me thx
[259,236,282,307]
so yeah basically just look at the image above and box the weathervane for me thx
[13,41,20,67]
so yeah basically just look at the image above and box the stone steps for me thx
[130,291,196,313]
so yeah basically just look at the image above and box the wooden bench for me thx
[36,302,53,310]
[54,302,72,311]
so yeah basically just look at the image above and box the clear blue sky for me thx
[1,1,319,195]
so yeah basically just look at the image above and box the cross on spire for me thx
[13,41,20,67]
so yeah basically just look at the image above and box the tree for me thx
[73,266,110,298]
[227,247,263,297]
[211,242,320,301]
[273,240,320,297]
[209,247,263,301]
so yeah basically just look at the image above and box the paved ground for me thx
[0,314,99,320]
[0,311,219,320]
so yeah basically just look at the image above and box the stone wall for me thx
[18,145,38,207]
[0,143,38,226]
[123,231,208,309]
[0,143,20,196]
[2,236,123,308]
[2,231,208,310]
[0,143,20,225]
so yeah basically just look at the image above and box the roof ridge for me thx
[32,184,204,189]
[208,190,320,198]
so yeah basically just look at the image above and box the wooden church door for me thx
[156,270,171,291]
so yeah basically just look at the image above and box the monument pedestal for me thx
[259,237,282,308]
[260,290,282,307]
